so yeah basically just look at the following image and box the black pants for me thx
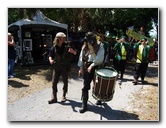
[134,63,148,81]
[81,63,98,101]
[114,59,126,75]
[52,64,69,93]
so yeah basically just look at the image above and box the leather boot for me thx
[61,91,67,102]
[79,91,88,113]
[48,92,57,104]
[79,101,87,113]
[132,79,138,85]
[95,100,102,105]
[120,73,123,79]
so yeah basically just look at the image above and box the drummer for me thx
[77,32,105,113]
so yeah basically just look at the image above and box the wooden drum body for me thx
[92,67,118,102]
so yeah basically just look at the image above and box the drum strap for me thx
[82,43,100,69]
[87,43,96,59]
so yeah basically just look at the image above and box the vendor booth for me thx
[8,10,68,65]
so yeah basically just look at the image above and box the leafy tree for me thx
[8,8,158,38]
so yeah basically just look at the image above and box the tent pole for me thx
[66,28,68,41]
[19,26,23,59]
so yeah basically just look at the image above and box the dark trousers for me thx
[8,58,15,76]
[114,59,126,76]
[52,64,69,93]
[81,63,98,102]
[134,63,148,81]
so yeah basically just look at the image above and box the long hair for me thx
[85,32,98,47]
[53,37,60,46]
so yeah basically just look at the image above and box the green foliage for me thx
[8,8,21,24]
[8,8,158,37]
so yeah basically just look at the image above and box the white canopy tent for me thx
[8,10,68,30]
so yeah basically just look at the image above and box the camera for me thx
[64,41,72,48]
[84,33,96,45]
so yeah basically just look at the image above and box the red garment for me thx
[148,47,155,61]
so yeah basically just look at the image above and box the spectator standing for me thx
[98,34,110,66]
[128,39,135,61]
[8,33,16,78]
[138,26,145,36]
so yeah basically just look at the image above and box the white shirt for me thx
[77,41,105,68]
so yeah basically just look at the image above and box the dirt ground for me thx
[8,61,159,121]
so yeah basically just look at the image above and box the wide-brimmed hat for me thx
[56,32,66,38]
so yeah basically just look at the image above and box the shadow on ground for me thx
[57,99,139,120]
[88,102,139,120]
[8,80,29,88]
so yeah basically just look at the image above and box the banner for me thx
[126,29,154,46]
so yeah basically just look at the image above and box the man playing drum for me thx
[77,32,105,113]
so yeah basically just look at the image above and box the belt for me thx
[86,62,93,64]
[83,62,93,68]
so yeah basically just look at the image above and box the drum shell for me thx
[92,68,117,102]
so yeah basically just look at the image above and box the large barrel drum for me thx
[92,67,118,102]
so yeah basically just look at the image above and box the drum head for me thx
[95,68,118,79]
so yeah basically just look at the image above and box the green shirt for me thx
[103,41,109,53]
[133,43,151,63]
[114,42,130,60]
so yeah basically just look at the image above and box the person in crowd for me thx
[77,32,104,113]
[128,39,135,61]
[113,36,130,79]
[105,35,112,61]
[48,32,77,104]
[154,39,158,62]
[110,36,118,67]
[8,32,16,78]
[138,26,145,36]
[98,33,110,66]
[132,37,151,85]
[148,43,155,64]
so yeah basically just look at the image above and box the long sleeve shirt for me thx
[77,41,105,68]
[133,42,151,63]
[114,42,130,60]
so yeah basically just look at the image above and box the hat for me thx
[141,37,147,41]
[120,36,126,39]
[56,32,66,38]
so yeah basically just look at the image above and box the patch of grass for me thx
[130,86,159,121]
